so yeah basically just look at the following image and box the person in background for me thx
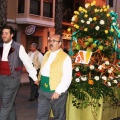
[28,43,43,101]
[0,26,39,120]
[36,34,72,120]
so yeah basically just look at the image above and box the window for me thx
[30,0,40,15]
[18,0,25,13]
[43,0,53,18]
[109,0,113,7]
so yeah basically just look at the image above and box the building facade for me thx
[7,0,55,53]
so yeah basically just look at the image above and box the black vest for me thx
[0,41,23,78]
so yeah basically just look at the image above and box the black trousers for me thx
[0,75,20,120]
[29,68,40,99]
[36,89,68,120]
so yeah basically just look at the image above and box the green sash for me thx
[40,75,55,92]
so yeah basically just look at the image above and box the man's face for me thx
[2,29,13,43]
[48,35,62,52]
[30,45,36,52]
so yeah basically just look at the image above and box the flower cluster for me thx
[69,1,120,109]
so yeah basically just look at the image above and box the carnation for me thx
[102,76,107,80]
[95,26,100,31]
[81,76,87,81]
[89,18,92,21]
[75,78,80,82]
[108,69,112,73]
[86,21,90,24]
[107,82,111,86]
[98,65,102,70]
[81,20,85,23]
[94,76,99,81]
[75,67,79,71]
[100,20,105,25]
[90,65,94,70]
[105,61,109,65]
[113,80,118,84]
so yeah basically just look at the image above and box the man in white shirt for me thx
[28,43,43,101]
[36,34,72,120]
[0,26,39,120]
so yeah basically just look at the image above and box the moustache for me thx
[49,44,53,47]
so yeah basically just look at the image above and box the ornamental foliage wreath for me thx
[68,0,120,109]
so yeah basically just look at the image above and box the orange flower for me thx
[88,80,94,85]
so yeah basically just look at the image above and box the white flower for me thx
[75,67,79,71]
[117,75,120,77]
[112,17,115,20]
[102,76,107,80]
[71,17,75,22]
[98,65,102,70]
[94,76,100,81]
[100,20,105,25]
[81,76,87,81]
[86,21,90,24]
[89,18,92,22]
[113,22,116,26]
[107,82,111,86]
[75,78,80,82]
[113,80,118,84]
[81,20,85,23]
[108,69,112,73]
[95,26,100,31]
[85,3,89,8]
[90,65,95,70]
[105,61,109,65]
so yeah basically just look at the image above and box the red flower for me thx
[75,72,81,77]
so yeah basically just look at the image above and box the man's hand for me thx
[51,92,60,100]
[34,80,39,86]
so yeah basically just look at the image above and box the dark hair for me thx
[31,43,38,49]
[2,26,14,35]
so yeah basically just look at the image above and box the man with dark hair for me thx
[36,34,72,120]
[28,43,43,101]
[0,26,39,120]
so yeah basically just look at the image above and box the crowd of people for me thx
[0,26,72,120]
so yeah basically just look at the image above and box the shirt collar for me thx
[3,40,13,47]
[50,49,61,55]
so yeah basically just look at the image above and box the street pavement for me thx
[0,73,53,120]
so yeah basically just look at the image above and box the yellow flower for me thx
[94,9,98,12]
[103,5,106,8]
[67,28,71,32]
[100,9,103,12]
[93,17,97,21]
[106,13,110,17]
[74,24,79,29]
[74,11,79,15]
[79,7,83,11]
[110,28,114,32]
[118,24,119,26]
[105,30,108,34]
[84,28,88,31]
[104,8,107,12]
[91,1,96,6]
[84,14,88,18]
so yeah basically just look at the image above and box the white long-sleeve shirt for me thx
[28,51,43,65]
[41,49,72,94]
[2,40,37,81]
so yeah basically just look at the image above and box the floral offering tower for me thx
[68,0,120,109]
